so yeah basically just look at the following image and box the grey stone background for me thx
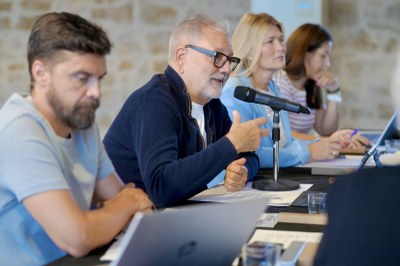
[0,0,399,136]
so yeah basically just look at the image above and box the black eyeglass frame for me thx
[185,44,241,71]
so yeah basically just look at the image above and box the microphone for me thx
[234,86,311,114]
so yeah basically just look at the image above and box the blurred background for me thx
[0,0,399,137]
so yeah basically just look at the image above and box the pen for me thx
[309,137,320,144]
[350,129,372,149]
[350,129,358,138]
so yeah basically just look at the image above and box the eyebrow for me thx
[71,70,108,79]
[99,71,107,79]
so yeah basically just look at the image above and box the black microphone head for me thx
[234,86,257,102]
[300,106,311,115]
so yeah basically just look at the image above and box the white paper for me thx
[190,182,312,206]
[298,155,374,169]
[256,213,279,228]
[249,229,323,249]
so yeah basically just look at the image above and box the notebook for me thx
[109,199,267,266]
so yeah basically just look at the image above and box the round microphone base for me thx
[252,179,300,191]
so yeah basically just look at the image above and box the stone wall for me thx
[329,0,400,129]
[0,0,399,136]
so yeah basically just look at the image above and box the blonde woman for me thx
[221,13,353,168]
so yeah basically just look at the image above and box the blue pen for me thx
[350,129,358,138]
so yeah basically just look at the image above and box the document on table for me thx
[256,213,279,228]
[190,182,312,206]
[249,229,323,249]
[298,155,374,169]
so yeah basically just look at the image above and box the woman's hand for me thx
[315,71,339,93]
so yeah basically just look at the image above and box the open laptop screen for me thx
[357,111,399,171]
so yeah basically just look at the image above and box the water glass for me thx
[307,192,327,214]
[242,241,281,266]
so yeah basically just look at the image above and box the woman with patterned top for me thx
[275,23,369,147]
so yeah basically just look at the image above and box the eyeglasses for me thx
[185,44,240,71]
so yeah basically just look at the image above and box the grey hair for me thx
[168,12,230,63]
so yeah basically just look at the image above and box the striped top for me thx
[274,70,317,133]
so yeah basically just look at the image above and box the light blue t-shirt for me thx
[0,94,114,265]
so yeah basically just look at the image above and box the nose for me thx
[86,78,102,99]
[277,41,285,52]
[220,60,232,74]
[324,56,331,68]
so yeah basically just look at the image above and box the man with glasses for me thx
[104,13,269,208]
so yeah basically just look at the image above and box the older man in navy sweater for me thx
[104,13,269,208]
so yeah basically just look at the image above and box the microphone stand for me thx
[373,149,383,168]
[252,109,300,191]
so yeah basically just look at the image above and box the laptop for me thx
[291,111,399,207]
[357,110,399,171]
[109,199,267,266]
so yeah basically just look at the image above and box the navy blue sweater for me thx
[104,66,259,207]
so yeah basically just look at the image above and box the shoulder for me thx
[332,166,400,194]
[275,71,293,91]
[268,80,281,97]
[0,95,55,141]
[224,76,245,88]
[327,166,400,215]
[120,74,180,117]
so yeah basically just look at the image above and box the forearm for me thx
[71,203,133,255]
[292,130,318,140]
[142,137,237,207]
[24,189,141,258]
[315,102,339,136]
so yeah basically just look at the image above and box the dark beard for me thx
[48,90,100,130]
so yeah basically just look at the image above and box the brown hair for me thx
[285,23,332,109]
[27,12,112,90]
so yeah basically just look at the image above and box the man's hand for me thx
[226,110,269,153]
[103,183,153,215]
[224,158,248,191]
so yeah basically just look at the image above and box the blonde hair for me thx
[232,12,283,77]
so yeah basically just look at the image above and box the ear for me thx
[31,60,49,87]
[176,47,187,74]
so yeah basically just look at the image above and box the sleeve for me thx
[132,90,238,207]
[221,78,310,169]
[262,81,311,167]
[257,139,310,168]
[0,116,68,201]
[239,152,260,180]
